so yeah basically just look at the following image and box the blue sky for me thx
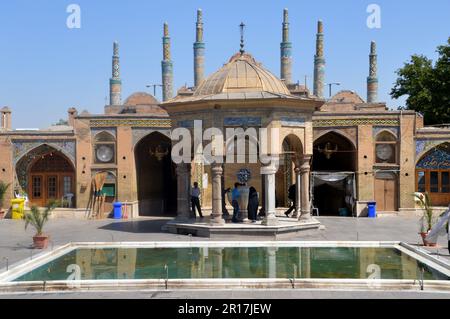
[0,0,449,128]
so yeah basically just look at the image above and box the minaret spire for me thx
[161,22,173,102]
[109,41,122,105]
[367,41,378,103]
[280,8,292,85]
[313,20,325,98]
[193,9,205,87]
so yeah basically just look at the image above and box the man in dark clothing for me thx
[247,186,259,222]
[191,182,203,218]
[284,183,297,217]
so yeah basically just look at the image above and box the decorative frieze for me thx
[313,118,399,127]
[90,119,171,128]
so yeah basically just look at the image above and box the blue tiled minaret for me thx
[193,9,205,88]
[367,41,378,103]
[280,8,292,85]
[313,20,325,98]
[109,41,122,105]
[162,23,173,102]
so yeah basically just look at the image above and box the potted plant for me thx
[414,192,437,247]
[24,200,58,249]
[0,181,10,219]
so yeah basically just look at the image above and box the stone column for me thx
[210,163,225,225]
[261,165,278,226]
[176,163,191,221]
[300,155,312,220]
[292,165,302,219]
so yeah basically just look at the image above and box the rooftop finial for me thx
[283,8,288,23]
[196,9,203,42]
[164,22,169,37]
[370,41,376,55]
[318,20,323,34]
[239,22,246,54]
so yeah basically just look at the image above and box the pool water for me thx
[13,247,449,282]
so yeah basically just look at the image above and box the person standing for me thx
[231,183,241,223]
[247,186,259,222]
[284,183,297,217]
[191,182,203,218]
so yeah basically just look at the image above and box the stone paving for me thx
[0,215,449,299]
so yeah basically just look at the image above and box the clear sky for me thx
[0,0,449,128]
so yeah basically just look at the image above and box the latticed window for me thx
[375,131,397,164]
[94,131,116,164]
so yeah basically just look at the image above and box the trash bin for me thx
[367,202,377,218]
[113,202,122,219]
[11,198,25,220]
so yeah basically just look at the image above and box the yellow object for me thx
[11,198,25,220]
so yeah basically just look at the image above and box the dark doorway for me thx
[312,132,356,216]
[135,132,176,216]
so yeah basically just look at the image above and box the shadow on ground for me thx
[98,219,170,234]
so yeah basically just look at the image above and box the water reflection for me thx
[14,247,449,282]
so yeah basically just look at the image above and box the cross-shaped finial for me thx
[240,22,246,54]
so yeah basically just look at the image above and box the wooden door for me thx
[30,175,44,207]
[375,172,398,212]
[374,178,385,211]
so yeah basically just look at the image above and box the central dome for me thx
[194,53,291,96]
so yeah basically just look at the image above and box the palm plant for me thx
[0,181,10,208]
[414,192,435,232]
[24,200,58,235]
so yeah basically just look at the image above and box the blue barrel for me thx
[113,202,122,219]
[367,202,377,218]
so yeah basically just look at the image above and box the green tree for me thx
[391,38,450,125]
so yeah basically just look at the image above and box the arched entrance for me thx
[276,134,303,208]
[135,132,177,216]
[22,146,75,207]
[416,143,450,206]
[312,132,357,216]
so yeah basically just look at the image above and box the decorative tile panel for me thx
[224,117,261,127]
[313,118,399,127]
[90,119,171,128]
[281,117,305,127]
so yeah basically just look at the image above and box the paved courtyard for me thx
[0,215,449,299]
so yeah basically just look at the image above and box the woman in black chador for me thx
[247,187,259,222]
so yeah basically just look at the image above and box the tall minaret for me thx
[109,41,122,105]
[280,8,292,85]
[193,9,205,88]
[161,22,173,102]
[367,41,378,103]
[313,20,325,98]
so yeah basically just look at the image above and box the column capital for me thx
[260,164,278,175]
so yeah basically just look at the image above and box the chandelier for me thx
[149,145,169,161]
[318,142,338,159]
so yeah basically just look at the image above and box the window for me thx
[32,176,42,198]
[417,171,426,193]
[47,176,58,198]
[375,131,397,164]
[442,172,450,193]
[63,176,72,195]
[430,171,439,193]
[93,131,116,164]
